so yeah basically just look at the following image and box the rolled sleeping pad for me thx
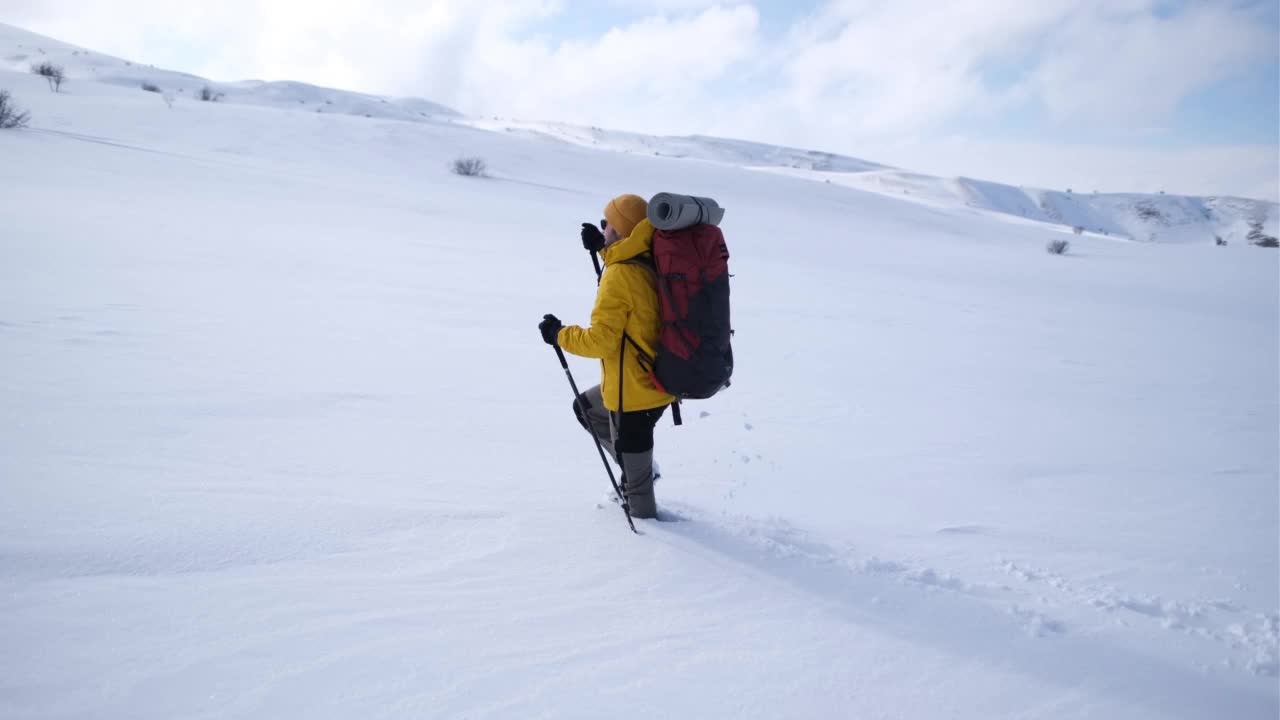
[647,193,725,231]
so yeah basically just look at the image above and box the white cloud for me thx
[0,1,757,124]
[1027,1,1276,124]
[450,5,759,132]
[603,0,739,9]
[742,0,1275,137]
[773,0,1072,133]
[0,1,564,93]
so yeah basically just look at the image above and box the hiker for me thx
[539,194,674,519]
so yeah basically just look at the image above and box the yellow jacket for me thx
[558,218,675,412]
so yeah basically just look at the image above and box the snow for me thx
[2,21,1278,720]
[462,120,1276,246]
[0,24,460,124]
[759,167,1278,246]
[464,117,889,173]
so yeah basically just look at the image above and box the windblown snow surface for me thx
[2,22,1278,720]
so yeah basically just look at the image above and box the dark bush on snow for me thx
[0,90,31,129]
[452,156,487,177]
[1247,223,1278,248]
[1046,239,1070,255]
[1134,202,1164,222]
[31,61,65,92]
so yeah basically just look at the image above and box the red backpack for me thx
[629,222,733,412]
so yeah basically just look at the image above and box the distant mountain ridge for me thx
[2,20,1275,246]
[464,116,1277,245]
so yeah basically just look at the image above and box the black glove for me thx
[581,222,605,253]
[539,314,563,346]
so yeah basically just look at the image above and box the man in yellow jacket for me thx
[539,194,675,519]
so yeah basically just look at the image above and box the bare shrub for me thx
[1072,226,1084,236]
[1135,202,1164,222]
[1046,239,1070,255]
[198,85,224,102]
[1248,223,1279,248]
[0,90,31,129]
[452,156,487,177]
[31,61,65,92]
[1215,235,1226,246]
[141,82,161,93]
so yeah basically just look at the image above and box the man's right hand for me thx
[581,222,605,253]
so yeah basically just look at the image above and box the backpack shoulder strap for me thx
[620,254,683,426]
[620,252,657,273]
[620,254,659,299]
[619,253,658,366]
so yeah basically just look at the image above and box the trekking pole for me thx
[553,345,636,534]
[589,250,602,285]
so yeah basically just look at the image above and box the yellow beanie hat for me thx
[604,194,648,239]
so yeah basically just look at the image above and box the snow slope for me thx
[465,117,889,173]
[755,166,1279,246]
[2,25,1278,720]
[0,23,460,124]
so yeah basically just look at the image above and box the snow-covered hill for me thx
[470,116,1277,245]
[5,19,1274,247]
[1,23,1277,720]
[464,117,890,173]
[806,168,1278,246]
[0,23,460,124]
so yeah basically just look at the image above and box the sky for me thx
[2,0,1277,200]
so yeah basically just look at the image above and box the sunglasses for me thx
[600,219,608,231]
